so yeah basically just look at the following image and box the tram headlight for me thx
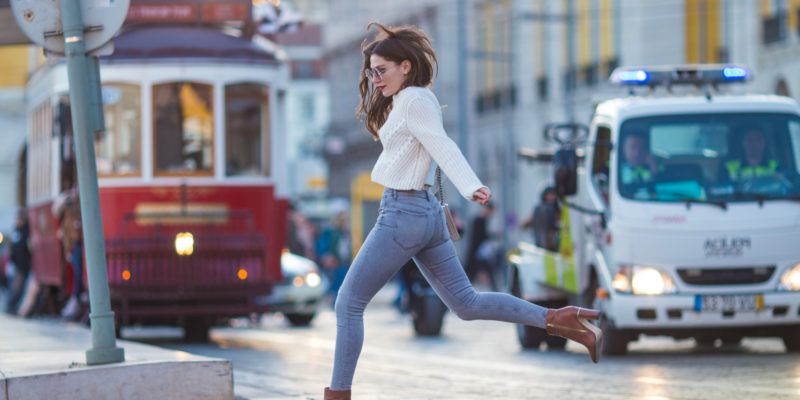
[613,265,676,295]
[175,232,194,256]
[779,263,800,291]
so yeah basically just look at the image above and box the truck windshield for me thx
[617,113,800,204]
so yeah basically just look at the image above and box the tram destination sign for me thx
[126,0,250,25]
[10,0,130,54]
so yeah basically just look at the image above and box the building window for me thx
[300,93,316,122]
[97,83,141,176]
[225,83,270,177]
[536,75,548,100]
[564,67,577,92]
[603,58,619,78]
[776,79,791,97]
[583,64,598,86]
[153,82,214,175]
[293,61,318,79]
[797,9,800,37]
[762,12,787,44]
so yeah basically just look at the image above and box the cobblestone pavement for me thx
[139,287,800,400]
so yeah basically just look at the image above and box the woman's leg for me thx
[329,219,417,390]
[412,239,548,328]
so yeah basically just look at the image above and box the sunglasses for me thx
[364,64,397,82]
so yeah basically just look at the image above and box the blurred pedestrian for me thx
[316,210,351,306]
[324,22,602,400]
[287,203,317,261]
[53,188,84,320]
[5,209,31,314]
[286,202,305,255]
[521,186,561,252]
[465,202,498,290]
[0,249,7,290]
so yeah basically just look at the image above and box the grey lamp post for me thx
[60,0,124,365]
[11,0,128,365]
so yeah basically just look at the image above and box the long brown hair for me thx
[357,22,438,139]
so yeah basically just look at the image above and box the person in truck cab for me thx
[723,125,782,183]
[619,130,659,196]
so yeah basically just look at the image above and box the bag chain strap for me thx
[435,166,446,205]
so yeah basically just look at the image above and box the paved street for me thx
[127,286,800,400]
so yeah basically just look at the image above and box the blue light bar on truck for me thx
[610,65,752,87]
[721,66,748,80]
[615,70,650,85]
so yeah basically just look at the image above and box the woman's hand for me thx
[472,187,492,206]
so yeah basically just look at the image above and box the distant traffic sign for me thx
[10,0,129,54]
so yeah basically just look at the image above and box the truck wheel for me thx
[509,269,542,349]
[695,336,716,347]
[413,296,446,336]
[721,335,742,347]
[545,335,568,349]
[600,318,629,355]
[782,326,800,352]
[285,313,315,327]
[183,318,211,342]
[517,324,547,349]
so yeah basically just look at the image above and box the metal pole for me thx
[457,0,469,212]
[505,0,517,251]
[60,0,124,366]
[566,0,576,122]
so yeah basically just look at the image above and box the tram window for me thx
[97,84,141,176]
[225,83,270,177]
[153,82,214,175]
[28,101,54,202]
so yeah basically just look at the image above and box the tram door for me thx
[349,172,384,256]
[55,95,77,192]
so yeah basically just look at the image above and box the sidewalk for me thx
[0,313,233,400]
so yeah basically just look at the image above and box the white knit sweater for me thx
[371,86,486,200]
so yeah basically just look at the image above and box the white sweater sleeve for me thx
[406,95,486,200]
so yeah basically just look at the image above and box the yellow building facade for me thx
[0,45,33,88]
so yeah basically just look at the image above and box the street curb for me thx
[1,369,7,400]
[2,359,233,400]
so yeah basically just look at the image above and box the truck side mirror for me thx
[554,148,578,196]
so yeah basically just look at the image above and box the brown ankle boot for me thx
[324,387,351,400]
[545,306,603,363]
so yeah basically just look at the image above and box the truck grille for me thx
[677,266,775,286]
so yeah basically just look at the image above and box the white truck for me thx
[509,65,800,355]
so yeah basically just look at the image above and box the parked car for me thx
[257,251,328,326]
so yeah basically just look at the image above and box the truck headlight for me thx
[291,272,322,288]
[306,272,322,288]
[613,265,676,295]
[779,263,800,291]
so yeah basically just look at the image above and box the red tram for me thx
[24,23,290,339]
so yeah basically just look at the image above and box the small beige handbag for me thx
[435,167,461,241]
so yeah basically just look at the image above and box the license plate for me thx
[694,294,764,312]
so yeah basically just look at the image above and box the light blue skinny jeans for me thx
[330,188,549,390]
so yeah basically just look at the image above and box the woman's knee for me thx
[453,307,480,321]
[334,290,366,317]
[449,291,481,321]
